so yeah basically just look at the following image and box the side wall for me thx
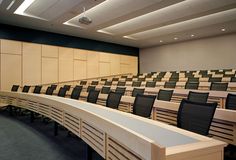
[140,34,236,73]
[0,39,138,90]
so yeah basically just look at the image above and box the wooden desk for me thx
[0,91,226,160]
[79,92,236,146]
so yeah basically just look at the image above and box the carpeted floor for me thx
[0,109,103,160]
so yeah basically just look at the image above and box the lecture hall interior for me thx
[0,0,236,160]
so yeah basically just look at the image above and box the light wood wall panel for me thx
[42,58,58,84]
[110,54,120,75]
[59,47,74,82]
[74,49,87,60]
[99,52,110,62]
[0,39,22,55]
[22,42,41,85]
[0,54,21,90]
[87,51,99,78]
[99,62,110,77]
[130,56,138,74]
[42,45,58,58]
[120,64,130,74]
[74,60,87,80]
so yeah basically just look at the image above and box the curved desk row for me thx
[79,92,236,146]
[0,91,226,160]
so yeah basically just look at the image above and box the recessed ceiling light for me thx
[0,0,3,5]
[159,40,163,43]
[174,37,178,40]
[191,34,195,37]
[123,36,137,40]
[6,0,15,10]
[97,30,113,35]
[221,28,226,32]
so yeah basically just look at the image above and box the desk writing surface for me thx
[39,94,199,147]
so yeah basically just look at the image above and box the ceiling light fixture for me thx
[14,0,35,15]
[159,40,163,43]
[6,0,15,10]
[221,28,226,32]
[174,37,178,40]
[191,34,195,37]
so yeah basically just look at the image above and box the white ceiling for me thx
[0,0,236,48]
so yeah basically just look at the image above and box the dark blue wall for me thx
[0,23,139,56]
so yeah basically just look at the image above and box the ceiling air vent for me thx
[79,7,92,25]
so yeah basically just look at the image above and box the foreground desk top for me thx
[0,91,226,160]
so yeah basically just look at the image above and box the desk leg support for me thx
[85,144,93,160]
[54,122,58,136]
[30,111,34,123]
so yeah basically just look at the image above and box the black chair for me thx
[185,82,199,90]
[117,81,126,86]
[33,85,42,94]
[208,77,222,82]
[57,87,67,97]
[87,90,100,104]
[91,81,99,85]
[22,85,31,93]
[71,87,82,100]
[115,87,126,95]
[164,82,176,88]
[63,85,71,91]
[177,99,217,136]
[187,91,209,103]
[50,84,57,90]
[105,81,112,86]
[132,88,145,97]
[112,78,119,81]
[138,78,145,81]
[121,75,127,78]
[11,85,19,92]
[87,86,96,92]
[101,78,107,82]
[126,78,133,81]
[80,81,87,85]
[132,94,156,118]
[101,86,111,94]
[106,92,123,109]
[210,82,228,91]
[225,94,236,110]
[153,77,162,82]
[145,81,156,88]
[157,89,173,101]
[230,77,236,82]
[188,78,199,82]
[45,86,54,95]
[74,85,83,91]
[132,81,142,87]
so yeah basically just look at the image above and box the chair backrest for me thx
[225,94,236,110]
[138,78,145,81]
[22,85,31,93]
[63,85,71,91]
[132,88,145,97]
[50,84,57,90]
[101,78,107,81]
[121,75,127,78]
[80,81,87,85]
[145,81,156,88]
[74,85,83,91]
[91,81,99,85]
[87,90,100,104]
[185,82,199,90]
[132,94,156,118]
[33,85,42,94]
[231,77,236,82]
[106,92,123,109]
[187,91,209,103]
[112,78,119,81]
[132,81,142,87]
[11,85,19,92]
[105,81,112,86]
[57,87,67,97]
[126,78,133,81]
[117,81,126,86]
[71,87,82,100]
[157,89,173,101]
[208,77,222,82]
[164,82,176,88]
[87,86,96,92]
[210,82,228,91]
[115,87,126,95]
[101,86,111,94]
[177,99,217,136]
[187,78,199,82]
[45,87,54,95]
